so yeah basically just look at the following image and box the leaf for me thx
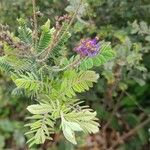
[37,19,54,52]
[65,121,83,132]
[25,111,54,147]
[121,96,137,107]
[65,110,100,134]
[52,24,71,58]
[0,119,15,132]
[61,113,83,144]
[61,70,99,98]
[0,56,13,72]
[62,123,77,145]
[34,128,46,144]
[139,21,149,34]
[132,77,146,86]
[131,20,139,34]
[18,25,32,45]
[4,56,33,72]
[12,72,42,92]
[27,104,51,114]
[137,128,147,144]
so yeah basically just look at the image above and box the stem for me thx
[32,0,38,47]
[36,0,83,63]
[59,0,82,41]
[108,117,150,150]
[53,56,84,72]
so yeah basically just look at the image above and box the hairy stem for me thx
[36,0,83,63]
[32,0,38,47]
[53,56,84,72]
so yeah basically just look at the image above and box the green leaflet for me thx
[79,42,116,70]
[27,104,52,114]
[61,112,83,144]
[4,56,33,72]
[11,72,52,97]
[34,128,45,144]
[64,110,99,134]
[0,56,13,72]
[52,22,71,57]
[18,26,32,45]
[61,70,99,98]
[25,111,54,147]
[11,87,24,96]
[12,72,42,93]
[37,19,54,52]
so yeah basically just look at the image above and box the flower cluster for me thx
[74,37,100,57]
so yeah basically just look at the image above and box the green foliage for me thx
[65,0,88,22]
[18,19,32,45]
[25,106,54,147]
[79,42,115,70]
[0,0,107,147]
[60,70,99,98]
[61,113,83,144]
[52,22,71,58]
[64,109,99,134]
[37,19,54,52]
[0,56,12,72]
[12,72,42,93]
[0,0,150,149]
[25,96,99,147]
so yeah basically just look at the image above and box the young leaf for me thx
[27,104,51,114]
[37,19,54,52]
[18,19,32,45]
[65,110,99,134]
[61,113,83,144]
[60,70,99,98]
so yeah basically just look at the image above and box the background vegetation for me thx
[0,0,150,150]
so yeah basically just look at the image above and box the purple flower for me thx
[74,37,100,57]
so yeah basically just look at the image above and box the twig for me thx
[36,0,83,63]
[52,57,84,72]
[59,0,82,41]
[108,117,150,150]
[32,0,38,47]
[36,25,63,62]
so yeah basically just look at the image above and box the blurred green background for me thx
[0,0,150,150]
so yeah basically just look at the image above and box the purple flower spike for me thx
[74,37,100,57]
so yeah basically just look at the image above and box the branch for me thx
[32,0,38,47]
[36,0,83,63]
[59,0,83,41]
[52,57,84,72]
[108,117,150,150]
